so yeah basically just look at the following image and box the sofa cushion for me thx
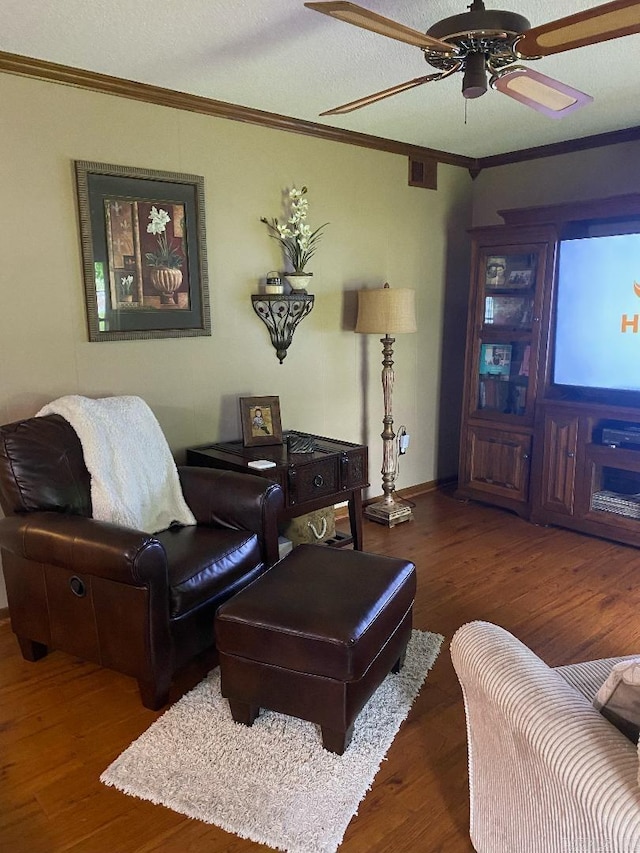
[593,658,640,742]
[157,525,263,618]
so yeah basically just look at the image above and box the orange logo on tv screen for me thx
[621,282,640,333]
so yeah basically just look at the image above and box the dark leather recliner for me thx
[0,414,284,709]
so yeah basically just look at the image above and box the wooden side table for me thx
[186,432,368,550]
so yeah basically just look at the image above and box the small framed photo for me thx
[484,256,507,288]
[479,344,512,380]
[239,396,283,447]
[507,269,533,288]
[485,295,533,327]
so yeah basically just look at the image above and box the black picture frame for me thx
[75,160,211,341]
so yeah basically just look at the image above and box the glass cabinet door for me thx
[482,251,537,328]
[470,245,545,421]
[477,340,531,416]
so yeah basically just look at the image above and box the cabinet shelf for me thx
[587,444,640,469]
[480,329,533,339]
[484,287,535,296]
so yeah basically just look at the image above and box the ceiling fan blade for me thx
[517,0,640,57]
[493,67,593,118]
[319,73,451,116]
[304,2,452,52]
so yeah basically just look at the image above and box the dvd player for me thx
[602,426,640,447]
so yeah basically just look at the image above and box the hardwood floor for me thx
[2,488,640,852]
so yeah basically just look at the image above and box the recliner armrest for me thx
[0,512,167,586]
[178,466,284,566]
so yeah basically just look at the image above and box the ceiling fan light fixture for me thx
[492,66,594,117]
[462,52,488,99]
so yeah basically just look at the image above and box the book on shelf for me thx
[513,384,527,415]
[479,378,510,411]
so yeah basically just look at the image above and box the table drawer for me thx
[288,457,337,506]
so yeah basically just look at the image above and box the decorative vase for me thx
[285,271,313,293]
[150,267,183,304]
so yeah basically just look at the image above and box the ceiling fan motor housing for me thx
[427,7,530,42]
[425,3,531,83]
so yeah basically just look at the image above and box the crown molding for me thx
[476,125,640,171]
[497,192,640,227]
[3,50,636,178]
[0,50,474,171]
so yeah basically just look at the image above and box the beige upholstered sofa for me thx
[451,621,640,853]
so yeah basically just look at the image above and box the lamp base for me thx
[364,498,413,528]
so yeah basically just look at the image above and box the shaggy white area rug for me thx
[101,629,443,853]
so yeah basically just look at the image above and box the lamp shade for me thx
[355,284,417,335]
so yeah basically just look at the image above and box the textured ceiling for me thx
[1,0,639,158]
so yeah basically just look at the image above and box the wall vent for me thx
[408,156,437,190]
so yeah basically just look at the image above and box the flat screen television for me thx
[552,231,640,403]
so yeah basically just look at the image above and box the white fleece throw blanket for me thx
[36,395,196,534]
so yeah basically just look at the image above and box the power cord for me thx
[394,426,416,509]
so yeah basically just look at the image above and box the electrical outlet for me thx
[399,433,410,454]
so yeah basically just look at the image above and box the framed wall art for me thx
[239,396,283,447]
[74,161,211,341]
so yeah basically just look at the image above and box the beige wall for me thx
[471,139,640,226]
[0,72,473,608]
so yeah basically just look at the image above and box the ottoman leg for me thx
[228,699,260,726]
[321,723,354,756]
[392,643,408,673]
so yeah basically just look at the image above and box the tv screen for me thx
[553,232,640,396]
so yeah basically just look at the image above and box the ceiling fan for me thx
[304,0,640,118]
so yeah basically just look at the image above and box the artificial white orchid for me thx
[261,186,328,273]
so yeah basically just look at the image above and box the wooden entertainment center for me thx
[457,193,640,547]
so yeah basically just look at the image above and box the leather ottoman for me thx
[215,543,416,754]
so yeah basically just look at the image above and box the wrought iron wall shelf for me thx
[251,293,314,363]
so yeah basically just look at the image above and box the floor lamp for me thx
[355,283,417,527]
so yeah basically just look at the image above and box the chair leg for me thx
[16,635,48,662]
[321,723,353,755]
[228,699,260,726]
[138,677,171,711]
